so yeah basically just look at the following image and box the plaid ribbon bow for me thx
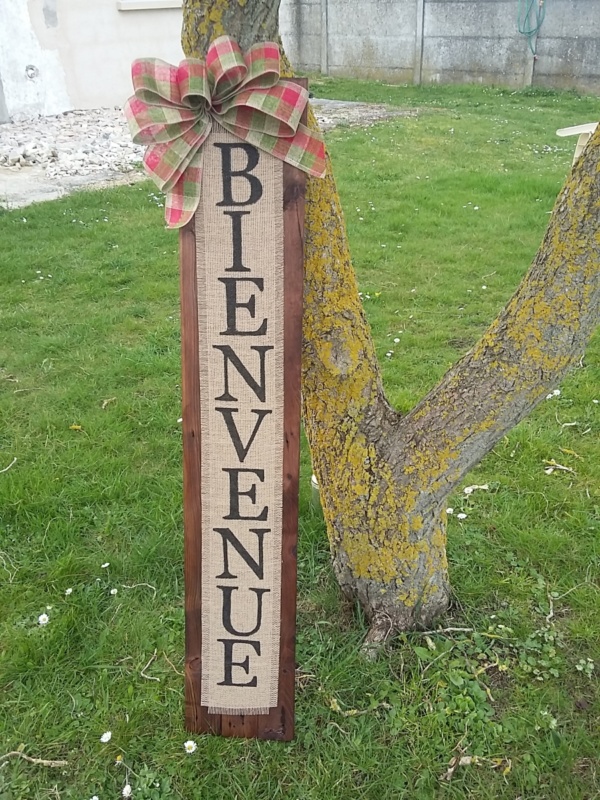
[124,36,326,228]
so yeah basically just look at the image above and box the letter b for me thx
[215,143,263,207]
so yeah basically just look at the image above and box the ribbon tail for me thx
[163,149,204,229]
[141,117,210,191]
[288,122,327,178]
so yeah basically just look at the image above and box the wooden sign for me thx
[180,108,305,740]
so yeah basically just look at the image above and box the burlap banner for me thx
[195,124,284,715]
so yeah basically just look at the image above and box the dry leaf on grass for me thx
[440,754,512,781]
[559,447,583,461]
[543,459,576,475]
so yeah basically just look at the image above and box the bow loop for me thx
[127,97,200,145]
[124,35,326,228]
[207,37,247,104]
[131,59,184,108]
[218,81,306,137]
[241,42,282,90]
[177,60,211,110]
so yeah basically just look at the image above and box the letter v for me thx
[215,408,272,463]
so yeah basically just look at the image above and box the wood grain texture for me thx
[181,79,307,739]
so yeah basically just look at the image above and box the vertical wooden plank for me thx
[181,219,215,734]
[181,218,202,731]
[181,78,307,740]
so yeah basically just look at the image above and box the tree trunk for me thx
[182,0,600,636]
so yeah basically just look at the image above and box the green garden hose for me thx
[517,0,546,55]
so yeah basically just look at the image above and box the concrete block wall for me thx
[327,0,417,82]
[420,0,531,87]
[280,0,600,94]
[534,0,600,93]
[280,0,321,72]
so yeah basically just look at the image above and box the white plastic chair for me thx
[556,122,598,164]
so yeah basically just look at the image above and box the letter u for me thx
[218,586,270,637]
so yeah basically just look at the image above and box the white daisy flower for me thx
[38,613,49,625]
[100,731,112,743]
[101,563,110,569]
[122,785,132,798]
[457,513,468,520]
[110,588,118,596]
[65,588,73,596]
[446,508,454,515]
[184,740,197,754]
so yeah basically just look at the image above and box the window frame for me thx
[117,0,182,11]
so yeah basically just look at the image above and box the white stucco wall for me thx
[0,0,71,117]
[0,0,185,119]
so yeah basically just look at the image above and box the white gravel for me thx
[0,107,143,178]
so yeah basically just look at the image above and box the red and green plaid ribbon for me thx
[124,36,326,228]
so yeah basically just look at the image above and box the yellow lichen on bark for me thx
[182,0,225,46]
[181,0,251,54]
[297,104,450,614]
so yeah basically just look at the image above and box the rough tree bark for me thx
[182,0,600,638]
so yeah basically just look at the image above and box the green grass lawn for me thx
[1,81,599,799]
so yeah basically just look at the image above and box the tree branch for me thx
[0,751,67,768]
[386,128,600,504]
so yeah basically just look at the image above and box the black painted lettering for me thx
[218,586,270,637]
[223,210,251,272]
[215,407,272,463]
[223,468,268,521]
[217,639,261,687]
[213,345,273,403]
[219,278,267,336]
[214,527,268,580]
[215,143,263,206]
